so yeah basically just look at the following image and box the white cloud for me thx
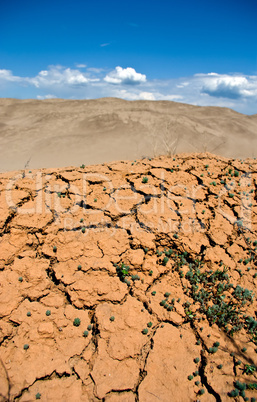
[114,90,155,100]
[75,64,87,68]
[87,67,105,73]
[104,66,146,85]
[200,73,257,99]
[36,94,58,100]
[30,66,100,88]
[0,69,22,82]
[100,43,110,47]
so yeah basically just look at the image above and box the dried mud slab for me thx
[0,152,257,401]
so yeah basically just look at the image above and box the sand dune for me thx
[0,97,257,172]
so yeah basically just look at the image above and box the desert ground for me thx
[0,99,257,401]
[0,98,257,172]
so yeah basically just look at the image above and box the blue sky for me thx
[0,0,256,114]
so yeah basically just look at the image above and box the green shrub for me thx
[229,389,239,397]
[18,276,23,282]
[142,177,148,183]
[35,393,41,399]
[53,246,57,252]
[142,328,148,335]
[27,311,31,317]
[188,375,193,381]
[46,310,51,316]
[73,318,81,327]
[110,316,115,322]
[23,344,29,350]
[83,330,89,337]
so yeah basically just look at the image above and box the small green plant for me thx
[87,324,92,331]
[217,364,223,369]
[194,357,200,363]
[131,274,140,281]
[53,246,57,252]
[35,393,41,399]
[80,164,85,169]
[142,328,148,335]
[23,344,29,350]
[173,233,178,239]
[116,262,130,281]
[162,256,169,266]
[18,276,23,282]
[73,318,81,327]
[199,389,205,395]
[77,264,82,270]
[83,330,89,337]
[164,292,171,297]
[27,311,31,317]
[94,198,97,202]
[195,380,200,386]
[147,322,153,327]
[110,316,115,322]
[243,364,257,375]
[46,310,51,316]
[142,177,148,183]
[208,347,218,354]
[151,291,156,296]
[241,347,247,352]
[149,270,153,276]
[81,227,86,233]
[229,389,239,397]
[188,375,193,381]
[235,381,246,391]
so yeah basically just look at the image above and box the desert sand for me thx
[0,98,257,172]
[0,150,257,401]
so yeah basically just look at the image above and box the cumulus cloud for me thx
[104,66,146,85]
[0,69,22,82]
[30,66,100,88]
[201,73,257,99]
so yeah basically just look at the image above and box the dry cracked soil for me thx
[0,152,257,401]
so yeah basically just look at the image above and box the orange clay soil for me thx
[0,151,257,401]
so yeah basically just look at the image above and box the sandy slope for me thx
[0,98,257,172]
[0,152,257,401]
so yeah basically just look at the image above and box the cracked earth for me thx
[0,152,257,401]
